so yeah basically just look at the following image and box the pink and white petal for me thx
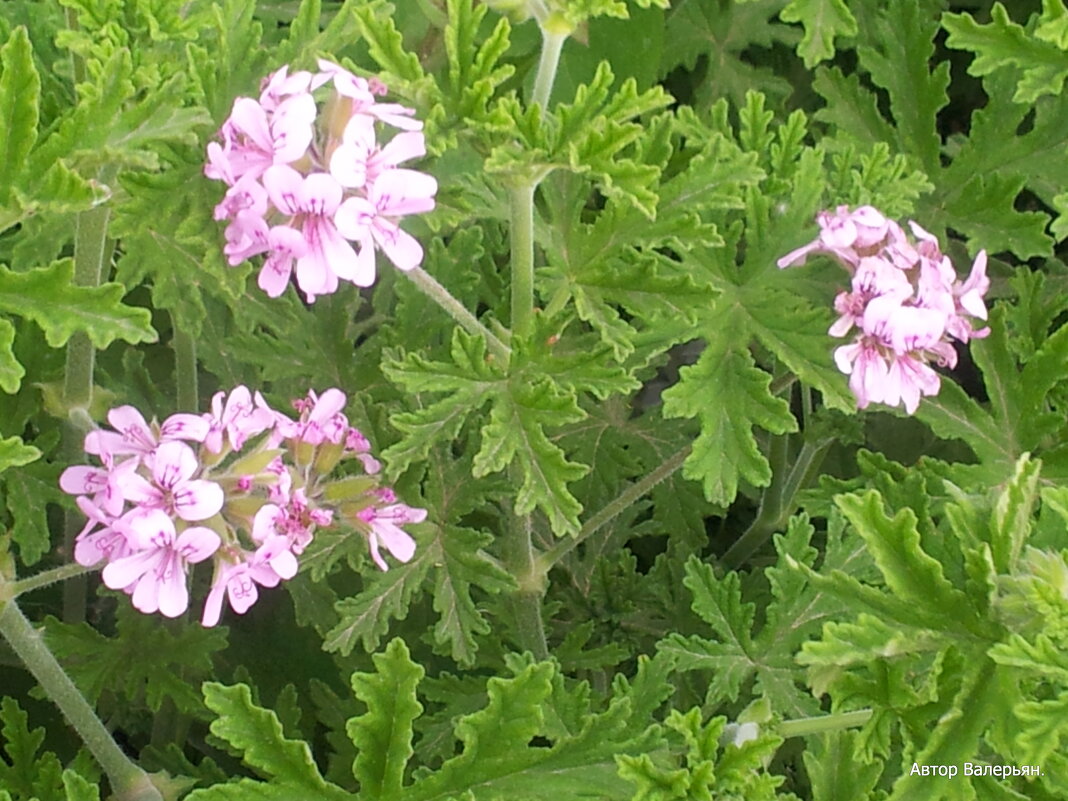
[156,562,191,618]
[229,98,273,151]
[373,169,438,214]
[300,172,344,216]
[173,480,225,521]
[227,570,261,614]
[252,504,282,544]
[329,142,369,189]
[160,413,211,443]
[379,131,426,167]
[374,522,416,563]
[263,164,306,216]
[120,472,163,507]
[60,465,107,496]
[367,533,389,571]
[175,526,222,563]
[374,223,424,271]
[152,441,200,487]
[102,550,158,591]
[319,224,362,281]
[334,195,374,240]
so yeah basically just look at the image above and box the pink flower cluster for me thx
[60,388,426,626]
[778,206,990,414]
[206,61,437,302]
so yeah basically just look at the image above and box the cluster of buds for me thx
[205,60,437,302]
[778,206,990,414]
[60,387,426,626]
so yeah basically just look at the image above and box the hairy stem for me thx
[777,708,873,738]
[0,600,163,801]
[503,509,549,660]
[508,183,536,343]
[172,317,199,413]
[541,444,692,569]
[404,267,511,362]
[12,563,92,598]
[62,166,117,623]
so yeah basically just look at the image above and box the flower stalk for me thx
[405,267,511,361]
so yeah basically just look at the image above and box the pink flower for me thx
[203,386,276,453]
[356,499,426,571]
[120,441,224,521]
[200,543,291,627]
[205,94,316,185]
[263,165,361,300]
[102,509,220,618]
[335,168,438,280]
[84,406,208,463]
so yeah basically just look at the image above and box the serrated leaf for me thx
[857,0,948,174]
[0,26,39,198]
[886,660,1002,801]
[944,3,1068,104]
[44,607,226,718]
[1013,690,1068,765]
[427,524,515,666]
[0,317,22,393]
[0,259,156,349]
[0,697,64,801]
[473,376,588,536]
[942,173,1051,259]
[780,0,857,68]
[662,297,797,505]
[203,683,336,792]
[990,454,1040,573]
[5,463,63,565]
[323,549,434,656]
[353,2,427,84]
[348,638,424,800]
[0,434,40,473]
[835,491,983,634]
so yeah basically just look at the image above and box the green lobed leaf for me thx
[348,638,424,800]
[856,0,949,175]
[43,607,226,719]
[989,454,1040,574]
[202,683,338,793]
[944,3,1068,104]
[1013,690,1068,766]
[835,491,983,634]
[0,697,64,801]
[0,434,41,474]
[473,375,588,537]
[0,26,39,204]
[780,0,858,68]
[662,297,798,505]
[427,523,515,665]
[0,259,157,349]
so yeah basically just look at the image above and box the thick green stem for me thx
[62,167,116,623]
[404,267,511,362]
[541,445,692,569]
[171,318,199,412]
[509,183,536,342]
[721,436,831,569]
[777,708,872,739]
[503,508,549,660]
[0,600,162,801]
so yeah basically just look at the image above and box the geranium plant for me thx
[0,1,1066,800]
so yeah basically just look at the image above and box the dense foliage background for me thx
[1,0,1068,799]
